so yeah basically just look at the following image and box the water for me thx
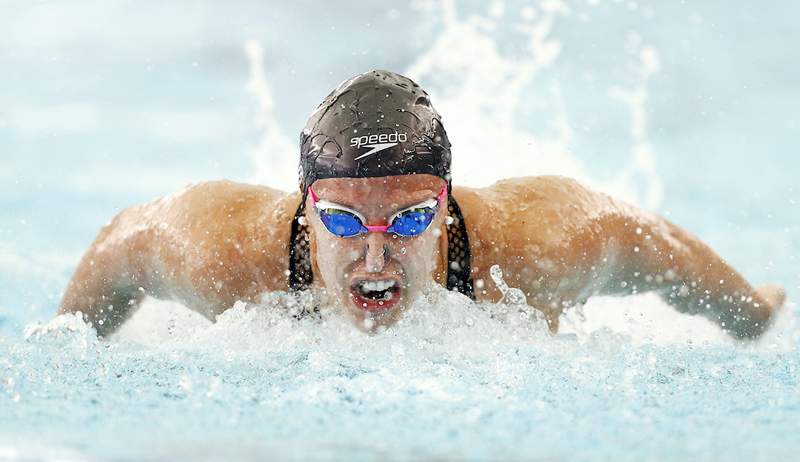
[4,291,799,461]
[2,1,799,460]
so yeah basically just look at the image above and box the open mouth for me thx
[349,279,402,313]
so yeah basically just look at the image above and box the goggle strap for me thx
[437,185,448,203]
[308,186,319,203]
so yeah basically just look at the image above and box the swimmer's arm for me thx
[59,181,296,337]
[578,205,785,340]
[468,176,784,339]
[59,205,153,337]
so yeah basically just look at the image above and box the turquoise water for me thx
[1,1,799,460]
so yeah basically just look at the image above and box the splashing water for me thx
[248,0,663,207]
[4,279,798,461]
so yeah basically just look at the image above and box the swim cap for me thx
[298,70,451,192]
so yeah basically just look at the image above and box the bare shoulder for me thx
[60,180,301,327]
[109,180,293,246]
[456,175,605,207]
[452,176,630,304]
[122,180,300,305]
[487,175,620,212]
[156,180,288,220]
[453,175,622,248]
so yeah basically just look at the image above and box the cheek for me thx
[314,234,361,280]
[318,236,359,262]
[390,234,441,273]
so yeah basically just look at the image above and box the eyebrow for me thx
[314,188,437,211]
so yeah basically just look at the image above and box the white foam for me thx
[108,282,795,353]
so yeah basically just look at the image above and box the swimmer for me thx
[59,70,786,339]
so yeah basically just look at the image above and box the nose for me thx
[364,232,389,273]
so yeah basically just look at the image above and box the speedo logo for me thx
[350,131,407,160]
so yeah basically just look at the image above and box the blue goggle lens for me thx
[317,206,438,237]
[318,209,365,237]
[390,208,437,236]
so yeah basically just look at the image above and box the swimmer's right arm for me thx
[59,203,155,337]
[59,181,297,337]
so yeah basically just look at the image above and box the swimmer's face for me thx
[306,174,447,329]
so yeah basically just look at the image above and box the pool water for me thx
[2,1,799,460]
[3,290,799,461]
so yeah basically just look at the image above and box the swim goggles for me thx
[308,185,447,238]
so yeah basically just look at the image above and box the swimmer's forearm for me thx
[60,272,145,337]
[615,213,774,338]
[59,208,153,336]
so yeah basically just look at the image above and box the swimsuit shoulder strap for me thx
[288,200,313,291]
[445,195,475,299]
[288,196,475,300]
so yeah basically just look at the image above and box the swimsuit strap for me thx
[445,195,475,299]
[288,196,475,300]
[288,200,313,291]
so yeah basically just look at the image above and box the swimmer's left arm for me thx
[471,176,785,340]
[592,206,786,339]
[545,179,786,340]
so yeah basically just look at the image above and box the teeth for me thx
[358,280,397,292]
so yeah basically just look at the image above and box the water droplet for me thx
[363,318,375,330]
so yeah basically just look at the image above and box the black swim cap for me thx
[299,70,451,192]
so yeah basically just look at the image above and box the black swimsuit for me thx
[288,195,475,299]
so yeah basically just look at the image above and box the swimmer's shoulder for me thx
[453,175,615,222]
[456,174,611,201]
[125,180,300,237]
[164,180,287,209]
[452,175,621,252]
[163,180,300,224]
[452,176,627,305]
[167,178,301,253]
[137,180,301,297]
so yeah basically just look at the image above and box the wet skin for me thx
[59,174,786,339]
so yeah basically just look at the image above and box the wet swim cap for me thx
[299,70,452,192]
